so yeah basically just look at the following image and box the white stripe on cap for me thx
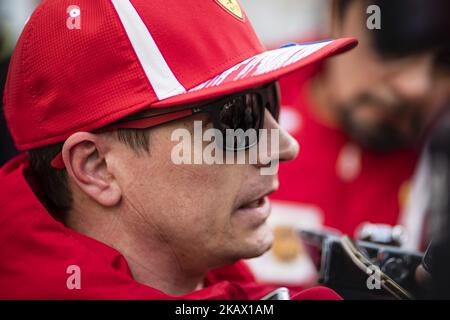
[111,0,186,100]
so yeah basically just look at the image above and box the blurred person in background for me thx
[247,0,450,289]
[273,0,450,237]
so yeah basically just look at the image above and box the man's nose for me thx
[388,54,434,102]
[264,109,300,163]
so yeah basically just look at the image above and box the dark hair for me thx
[333,0,450,57]
[334,0,355,19]
[372,0,450,57]
[28,129,150,217]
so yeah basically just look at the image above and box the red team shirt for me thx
[0,154,342,299]
[272,64,419,237]
[0,66,418,298]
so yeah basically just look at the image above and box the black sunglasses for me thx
[51,82,280,168]
[190,82,280,151]
[110,82,280,151]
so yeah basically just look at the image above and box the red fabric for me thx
[3,0,356,151]
[272,66,419,236]
[0,155,340,300]
[51,109,194,169]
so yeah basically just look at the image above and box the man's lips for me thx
[239,197,266,209]
[237,187,277,210]
[234,187,278,226]
[235,196,272,226]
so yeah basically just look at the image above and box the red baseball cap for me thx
[3,0,357,151]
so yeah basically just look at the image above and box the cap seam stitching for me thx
[107,0,158,98]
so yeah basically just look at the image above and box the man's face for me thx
[324,1,450,151]
[106,107,298,272]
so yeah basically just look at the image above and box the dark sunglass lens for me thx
[218,93,263,150]
[267,84,280,120]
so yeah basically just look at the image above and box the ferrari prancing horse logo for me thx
[215,0,244,20]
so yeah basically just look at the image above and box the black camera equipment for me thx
[300,229,422,300]
[425,109,450,299]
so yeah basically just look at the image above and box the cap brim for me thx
[152,37,357,108]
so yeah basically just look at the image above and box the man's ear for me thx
[62,132,122,207]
